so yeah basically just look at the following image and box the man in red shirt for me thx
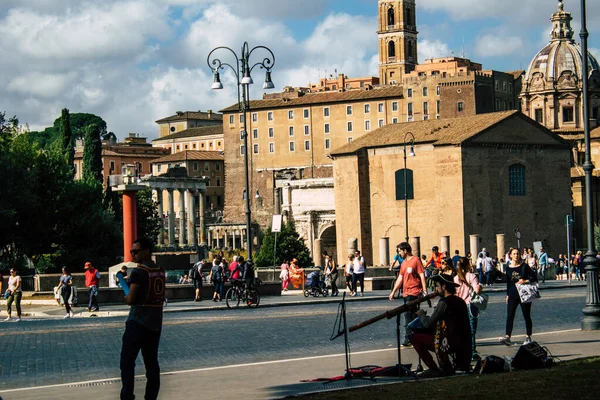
[84,261,101,312]
[389,242,427,347]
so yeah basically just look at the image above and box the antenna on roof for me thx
[461,37,465,58]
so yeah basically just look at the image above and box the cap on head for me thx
[432,246,439,252]
[84,262,92,269]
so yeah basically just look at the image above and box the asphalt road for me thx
[0,287,589,398]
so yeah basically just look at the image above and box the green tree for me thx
[59,108,75,177]
[254,220,312,269]
[29,112,109,149]
[82,123,103,187]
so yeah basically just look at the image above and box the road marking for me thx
[0,327,583,394]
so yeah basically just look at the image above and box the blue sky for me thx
[0,0,598,138]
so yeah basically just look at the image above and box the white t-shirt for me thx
[8,275,21,293]
[353,256,365,274]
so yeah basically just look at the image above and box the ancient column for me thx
[241,228,245,250]
[274,188,282,215]
[496,234,506,259]
[187,190,197,247]
[348,238,358,257]
[410,236,421,257]
[313,239,322,267]
[156,189,164,246]
[207,229,212,249]
[469,234,480,264]
[178,189,186,246]
[379,238,390,266]
[167,188,175,246]
[440,236,450,255]
[198,190,206,245]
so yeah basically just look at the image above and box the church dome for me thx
[524,1,599,88]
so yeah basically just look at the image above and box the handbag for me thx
[467,274,489,310]
[3,289,10,299]
[516,282,540,304]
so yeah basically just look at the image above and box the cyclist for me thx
[242,259,255,292]
[389,247,404,278]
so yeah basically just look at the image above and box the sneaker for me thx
[350,292,356,297]
[523,337,532,345]
[401,342,412,348]
[4,316,11,321]
[69,311,74,318]
[15,318,21,322]
[64,314,70,319]
[500,336,513,346]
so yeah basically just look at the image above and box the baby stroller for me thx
[304,270,329,297]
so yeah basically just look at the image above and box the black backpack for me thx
[212,265,223,281]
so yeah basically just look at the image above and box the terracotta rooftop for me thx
[152,126,223,142]
[150,150,224,164]
[155,111,223,123]
[330,111,564,156]
[75,148,168,159]
[220,85,405,113]
[558,126,600,141]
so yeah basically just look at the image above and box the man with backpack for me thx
[189,260,204,302]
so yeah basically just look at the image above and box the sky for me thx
[1,0,599,139]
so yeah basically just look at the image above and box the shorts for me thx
[193,280,202,290]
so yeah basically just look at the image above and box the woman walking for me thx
[500,248,536,346]
[210,258,224,302]
[5,268,22,322]
[56,267,74,319]
[323,252,339,296]
[345,254,355,296]
[454,257,481,360]
[280,260,290,291]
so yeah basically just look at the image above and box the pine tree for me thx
[59,108,75,177]
[82,124,103,187]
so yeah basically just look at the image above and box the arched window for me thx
[509,164,526,196]
[395,169,414,200]
[388,41,396,58]
[388,7,395,26]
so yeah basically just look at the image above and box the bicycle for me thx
[225,280,260,309]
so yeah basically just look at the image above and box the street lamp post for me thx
[579,0,600,331]
[403,132,415,242]
[207,42,275,262]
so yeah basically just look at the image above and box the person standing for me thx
[352,250,366,297]
[191,259,204,302]
[323,252,339,296]
[279,259,290,291]
[289,258,304,289]
[482,252,494,286]
[500,248,536,346]
[389,242,427,347]
[56,267,74,319]
[84,262,100,312]
[120,237,166,400]
[538,247,548,283]
[345,254,355,296]
[451,250,461,269]
[454,257,482,360]
[210,257,224,302]
[5,268,22,322]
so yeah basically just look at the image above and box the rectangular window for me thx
[253,144,259,154]
[534,108,543,123]
[392,117,398,124]
[304,125,310,136]
[346,105,353,115]
[229,115,234,124]
[268,127,274,138]
[289,126,294,136]
[268,111,274,121]
[110,161,115,171]
[509,85,513,94]
[436,100,441,114]
[436,86,441,95]
[303,109,309,118]
[503,82,507,92]
[157,164,162,173]
[288,110,294,119]
[509,164,526,196]
[458,102,464,112]
[496,99,500,111]
[408,103,413,116]
[347,137,353,143]
[193,162,199,171]
[239,114,245,123]
[217,195,222,206]
[324,123,330,134]
[204,161,210,171]
[269,142,275,153]
[392,102,398,112]
[252,129,258,139]
[240,145,245,155]
[216,163,220,171]
[407,88,412,98]
[325,138,330,150]
[347,121,353,132]
[378,103,384,113]
[216,177,221,187]
[324,107,330,117]
[495,80,499,91]
[252,112,258,122]
[395,169,414,200]
[289,142,295,152]
[422,87,428,96]
[378,119,384,128]
[423,102,429,115]
[563,106,574,122]
[240,130,244,140]
[364,104,371,114]
[304,140,310,151]
[365,120,371,131]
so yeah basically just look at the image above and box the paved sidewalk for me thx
[0,280,587,319]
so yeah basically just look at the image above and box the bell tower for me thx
[378,0,418,85]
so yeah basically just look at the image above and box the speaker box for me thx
[511,342,548,370]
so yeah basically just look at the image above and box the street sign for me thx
[272,214,283,233]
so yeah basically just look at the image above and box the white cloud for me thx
[7,72,76,98]
[418,39,452,61]
[475,34,524,58]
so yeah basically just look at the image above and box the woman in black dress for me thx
[500,248,536,346]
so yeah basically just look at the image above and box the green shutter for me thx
[395,169,414,200]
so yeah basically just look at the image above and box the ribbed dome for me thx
[524,1,599,85]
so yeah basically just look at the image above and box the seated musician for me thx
[411,272,471,377]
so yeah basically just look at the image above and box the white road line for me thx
[0,327,583,394]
